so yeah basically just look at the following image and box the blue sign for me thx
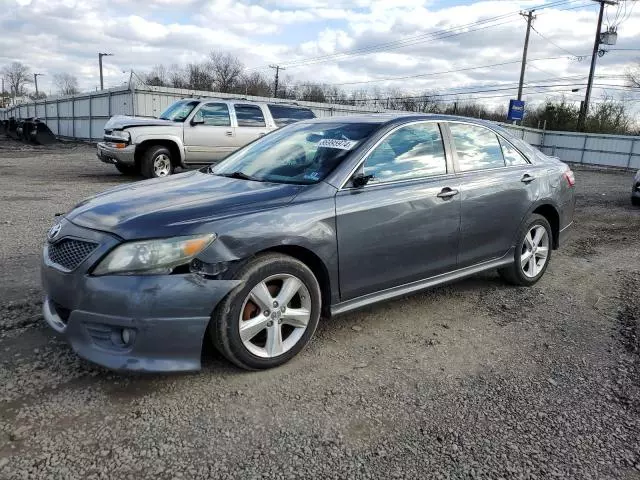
[507,99,526,121]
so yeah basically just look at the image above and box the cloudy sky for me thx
[1,0,640,110]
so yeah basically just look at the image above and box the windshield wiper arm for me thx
[217,171,259,181]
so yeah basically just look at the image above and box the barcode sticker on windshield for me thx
[317,139,358,150]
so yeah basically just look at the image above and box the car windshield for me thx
[209,121,381,185]
[159,100,200,122]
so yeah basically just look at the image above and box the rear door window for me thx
[448,123,506,172]
[267,105,316,127]
[499,137,529,166]
[234,105,266,127]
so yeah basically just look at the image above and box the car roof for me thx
[300,113,500,129]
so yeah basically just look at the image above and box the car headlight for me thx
[109,130,130,142]
[93,234,216,276]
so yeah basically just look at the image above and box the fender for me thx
[512,197,561,249]
[133,134,187,166]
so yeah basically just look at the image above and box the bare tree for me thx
[143,65,169,87]
[239,71,272,97]
[167,64,187,88]
[53,73,79,95]
[2,61,32,98]
[180,63,211,90]
[209,52,244,93]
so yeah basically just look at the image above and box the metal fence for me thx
[2,85,639,170]
[0,85,390,142]
[499,124,640,170]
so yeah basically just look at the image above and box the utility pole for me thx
[269,65,285,98]
[98,53,113,90]
[577,0,617,131]
[33,73,44,98]
[517,10,536,102]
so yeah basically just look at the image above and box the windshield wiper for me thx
[216,171,260,181]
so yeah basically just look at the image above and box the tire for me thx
[210,253,322,370]
[114,163,139,176]
[141,145,174,179]
[632,196,640,207]
[498,213,552,286]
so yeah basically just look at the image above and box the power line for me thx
[276,19,517,69]
[331,81,634,103]
[530,25,586,59]
[296,54,589,87]
[248,0,579,71]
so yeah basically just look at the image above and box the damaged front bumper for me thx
[41,220,241,372]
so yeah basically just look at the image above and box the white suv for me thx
[97,99,316,178]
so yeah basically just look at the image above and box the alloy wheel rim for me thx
[153,154,171,177]
[521,225,549,278]
[239,274,311,358]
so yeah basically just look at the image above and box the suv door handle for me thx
[437,187,459,199]
[521,174,536,183]
[225,131,233,137]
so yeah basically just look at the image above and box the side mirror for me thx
[191,117,204,126]
[351,173,374,188]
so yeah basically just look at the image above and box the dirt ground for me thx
[0,137,639,480]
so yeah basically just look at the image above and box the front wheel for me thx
[210,253,322,370]
[499,214,552,286]
[632,196,640,207]
[141,145,174,179]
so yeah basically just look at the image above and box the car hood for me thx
[104,115,177,130]
[67,171,303,239]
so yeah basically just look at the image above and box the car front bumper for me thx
[97,142,136,167]
[41,220,241,372]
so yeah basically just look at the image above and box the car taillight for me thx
[564,170,575,187]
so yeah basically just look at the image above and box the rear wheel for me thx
[499,214,552,286]
[210,253,322,370]
[114,163,139,176]
[141,145,174,178]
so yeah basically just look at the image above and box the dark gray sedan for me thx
[41,114,576,371]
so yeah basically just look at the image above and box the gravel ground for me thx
[0,136,639,479]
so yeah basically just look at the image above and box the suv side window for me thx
[499,137,529,166]
[267,104,315,127]
[234,105,266,127]
[363,122,447,184]
[449,123,505,172]
[193,103,231,126]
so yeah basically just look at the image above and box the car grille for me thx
[48,239,98,271]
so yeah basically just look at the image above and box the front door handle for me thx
[437,187,459,199]
[225,131,233,137]
[521,173,536,183]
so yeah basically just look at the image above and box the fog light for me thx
[190,259,229,277]
[121,328,135,346]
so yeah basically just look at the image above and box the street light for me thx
[98,53,113,90]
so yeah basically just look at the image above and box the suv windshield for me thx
[210,122,381,185]
[159,100,200,122]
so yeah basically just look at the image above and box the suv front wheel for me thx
[141,145,174,178]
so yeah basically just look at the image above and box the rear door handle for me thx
[521,174,536,183]
[225,131,233,137]
[437,187,459,199]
